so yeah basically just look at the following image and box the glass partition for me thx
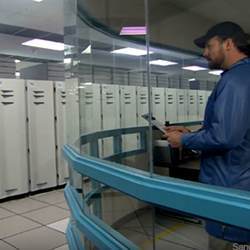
[148,1,250,249]
[64,0,250,249]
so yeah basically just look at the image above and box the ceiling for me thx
[0,0,249,78]
[0,0,64,66]
[81,0,250,51]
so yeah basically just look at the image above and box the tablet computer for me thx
[141,113,166,134]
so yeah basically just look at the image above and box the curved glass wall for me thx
[64,0,250,249]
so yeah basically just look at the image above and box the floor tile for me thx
[5,227,66,250]
[0,215,40,239]
[22,206,69,225]
[0,207,15,220]
[54,244,69,250]
[0,240,16,250]
[54,201,69,211]
[31,191,66,205]
[118,228,151,247]
[153,239,195,250]
[0,197,48,214]
[47,218,69,233]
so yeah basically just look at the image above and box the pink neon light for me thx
[120,26,147,35]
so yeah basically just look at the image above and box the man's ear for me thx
[223,38,234,51]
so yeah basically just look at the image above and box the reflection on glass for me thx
[63,0,250,249]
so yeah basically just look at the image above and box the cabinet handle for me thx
[1,101,14,105]
[33,102,45,105]
[37,182,47,186]
[5,188,18,192]
[1,94,14,97]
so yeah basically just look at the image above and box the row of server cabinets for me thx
[80,84,212,130]
[0,79,70,199]
[79,83,212,157]
[0,78,212,199]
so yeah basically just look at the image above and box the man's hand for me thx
[165,131,183,148]
[165,126,190,133]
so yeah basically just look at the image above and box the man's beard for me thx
[206,51,225,70]
[208,59,223,70]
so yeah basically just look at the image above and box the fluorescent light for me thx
[73,60,80,66]
[111,47,153,56]
[120,26,147,35]
[22,39,65,51]
[149,59,178,66]
[33,0,43,2]
[81,45,91,54]
[64,58,72,64]
[209,70,223,75]
[188,78,196,82]
[15,59,21,63]
[182,66,207,71]
[15,72,20,77]
[81,82,93,86]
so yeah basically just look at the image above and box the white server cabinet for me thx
[55,82,69,185]
[165,88,178,124]
[152,87,165,123]
[65,79,81,188]
[198,90,207,120]
[65,78,80,146]
[136,86,149,126]
[27,80,57,191]
[120,85,137,151]
[0,79,28,199]
[79,84,101,134]
[187,89,198,121]
[101,84,120,157]
[177,89,188,122]
[79,84,102,156]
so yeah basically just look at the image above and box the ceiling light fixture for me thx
[15,59,21,63]
[82,82,93,86]
[81,45,91,54]
[188,78,196,82]
[149,59,178,66]
[120,26,147,35]
[208,70,223,75]
[22,39,65,51]
[64,58,72,64]
[182,66,207,71]
[111,47,153,56]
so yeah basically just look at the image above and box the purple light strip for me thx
[120,26,147,35]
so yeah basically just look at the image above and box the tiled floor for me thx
[0,190,69,250]
[0,189,209,250]
[116,209,209,250]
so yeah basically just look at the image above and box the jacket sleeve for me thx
[182,77,250,151]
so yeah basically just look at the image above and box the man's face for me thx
[203,36,226,70]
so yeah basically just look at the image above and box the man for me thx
[165,22,250,250]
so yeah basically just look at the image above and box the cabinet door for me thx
[187,89,198,121]
[177,89,188,122]
[27,80,57,191]
[101,84,120,157]
[0,79,28,198]
[120,85,137,151]
[165,88,178,123]
[152,87,165,123]
[55,82,69,185]
[136,87,149,126]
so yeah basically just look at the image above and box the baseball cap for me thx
[194,21,250,48]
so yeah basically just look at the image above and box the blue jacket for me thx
[182,57,250,243]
